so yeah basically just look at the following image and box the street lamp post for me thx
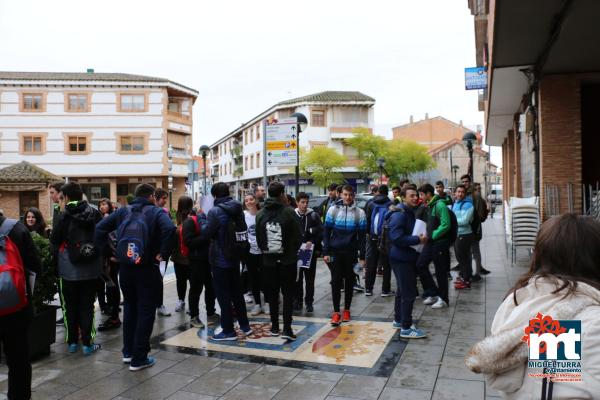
[376,157,386,183]
[199,145,210,196]
[462,132,477,181]
[290,112,307,195]
[167,144,173,211]
[452,165,459,187]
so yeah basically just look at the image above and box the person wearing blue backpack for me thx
[95,183,176,371]
[364,185,393,297]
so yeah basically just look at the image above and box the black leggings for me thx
[330,252,357,312]
[174,263,190,301]
[245,253,264,305]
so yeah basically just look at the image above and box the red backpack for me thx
[0,219,28,316]
[179,215,200,257]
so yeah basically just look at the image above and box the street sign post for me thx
[265,117,298,167]
[465,66,487,90]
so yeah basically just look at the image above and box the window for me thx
[311,110,326,127]
[119,94,146,112]
[66,93,89,112]
[118,135,146,153]
[256,152,260,169]
[21,93,44,112]
[245,156,248,170]
[21,135,44,154]
[256,125,260,141]
[67,135,88,154]
[229,162,232,175]
[244,131,248,145]
[250,154,254,169]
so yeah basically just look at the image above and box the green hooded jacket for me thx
[428,194,452,241]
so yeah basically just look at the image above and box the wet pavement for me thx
[1,216,530,399]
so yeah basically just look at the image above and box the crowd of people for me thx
[4,174,600,399]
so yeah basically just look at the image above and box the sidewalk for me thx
[0,216,530,400]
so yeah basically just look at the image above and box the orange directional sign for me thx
[266,141,297,150]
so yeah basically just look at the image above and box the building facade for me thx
[467,0,600,220]
[392,115,473,150]
[0,71,198,208]
[210,91,376,198]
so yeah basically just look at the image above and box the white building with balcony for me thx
[210,91,376,198]
[0,71,198,206]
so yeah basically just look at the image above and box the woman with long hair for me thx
[171,196,195,313]
[465,213,600,398]
[243,193,266,316]
[24,207,46,236]
[98,198,114,217]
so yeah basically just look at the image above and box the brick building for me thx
[0,161,59,221]
[468,0,600,220]
[392,115,473,151]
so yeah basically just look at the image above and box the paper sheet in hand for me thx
[159,261,168,277]
[411,219,427,253]
[297,243,314,269]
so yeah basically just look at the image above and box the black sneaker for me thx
[471,274,482,283]
[305,304,314,313]
[98,318,122,331]
[56,317,64,326]
[270,326,280,336]
[281,329,297,341]
[451,264,460,271]
[480,267,491,275]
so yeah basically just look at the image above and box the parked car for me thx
[488,184,503,205]
[307,194,373,211]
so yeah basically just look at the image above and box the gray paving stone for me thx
[109,358,179,384]
[166,391,217,400]
[273,377,336,400]
[31,380,79,400]
[166,355,222,377]
[52,359,125,388]
[329,375,387,400]
[120,372,197,400]
[220,383,279,400]
[438,356,484,381]
[378,387,432,400]
[297,369,343,383]
[399,344,444,365]
[220,359,262,372]
[152,350,192,361]
[443,337,477,359]
[387,362,439,390]
[61,373,141,400]
[182,366,251,396]
[432,378,484,399]
[242,365,300,389]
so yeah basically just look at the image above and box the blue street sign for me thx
[465,67,487,90]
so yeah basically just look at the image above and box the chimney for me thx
[86,68,94,74]
[409,115,413,124]
[425,113,429,120]
[459,120,463,127]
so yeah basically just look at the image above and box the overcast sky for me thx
[0,0,501,165]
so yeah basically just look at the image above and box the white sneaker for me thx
[263,303,270,315]
[423,296,437,305]
[175,300,185,312]
[431,298,448,309]
[157,305,171,317]
[244,294,254,304]
[250,304,262,316]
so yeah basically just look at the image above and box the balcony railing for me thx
[231,145,243,158]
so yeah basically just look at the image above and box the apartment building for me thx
[467,0,600,219]
[210,91,375,198]
[0,71,198,210]
[392,115,473,150]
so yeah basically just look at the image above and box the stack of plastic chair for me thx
[509,197,539,265]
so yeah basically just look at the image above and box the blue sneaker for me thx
[68,343,79,353]
[400,325,427,339]
[82,344,101,356]
[211,331,238,341]
[129,356,156,371]
[392,321,402,329]
[122,354,132,363]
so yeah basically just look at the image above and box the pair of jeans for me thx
[471,239,482,275]
[390,260,417,329]
[211,265,249,334]
[455,234,474,282]
[0,306,32,400]
[329,252,357,312]
[245,253,264,306]
[119,264,162,364]
[60,278,97,346]
[416,240,451,303]
[264,262,296,330]
[188,257,215,318]
[365,239,391,293]
[174,263,190,301]
[295,251,317,306]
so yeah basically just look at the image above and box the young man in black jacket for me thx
[364,185,393,297]
[182,210,217,329]
[293,192,322,313]
[95,183,176,370]
[256,182,301,339]
[317,183,339,222]
[0,216,41,400]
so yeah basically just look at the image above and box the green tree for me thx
[345,128,435,184]
[300,146,345,189]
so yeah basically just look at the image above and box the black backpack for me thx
[256,207,287,255]
[218,204,249,260]
[377,208,404,256]
[447,208,459,244]
[66,216,98,263]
